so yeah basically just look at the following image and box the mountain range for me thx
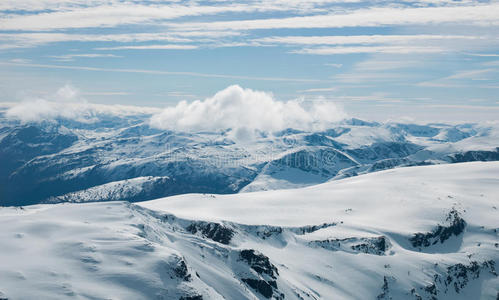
[1,109,498,206]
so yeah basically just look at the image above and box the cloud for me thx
[0,3,261,31]
[149,85,346,133]
[325,63,342,68]
[168,4,499,31]
[5,85,160,123]
[49,53,122,62]
[416,68,499,87]
[0,61,323,83]
[299,87,338,93]
[256,35,485,45]
[5,85,94,123]
[294,46,445,55]
[96,45,198,50]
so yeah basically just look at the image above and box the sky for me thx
[0,0,498,122]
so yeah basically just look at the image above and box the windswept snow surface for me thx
[0,162,498,299]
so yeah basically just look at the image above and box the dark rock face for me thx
[174,259,192,282]
[376,276,394,300]
[448,148,499,163]
[239,250,279,278]
[410,209,466,248]
[293,222,337,235]
[255,226,283,240]
[444,260,496,293]
[351,236,389,255]
[310,236,390,255]
[238,249,282,299]
[241,278,275,298]
[179,295,203,300]
[186,222,234,245]
[411,260,497,298]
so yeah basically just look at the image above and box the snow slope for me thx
[0,162,497,299]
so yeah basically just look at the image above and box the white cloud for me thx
[96,44,198,50]
[5,85,160,123]
[416,68,499,87]
[353,59,422,71]
[169,4,499,31]
[0,3,260,31]
[294,46,445,55]
[256,34,485,45]
[49,53,122,61]
[325,63,342,68]
[299,87,338,93]
[0,61,323,83]
[6,85,96,123]
[149,85,346,132]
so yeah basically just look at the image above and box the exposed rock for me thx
[418,260,498,298]
[409,209,466,248]
[186,221,234,245]
[310,236,390,255]
[255,226,283,239]
[173,259,192,282]
[239,249,279,278]
[351,236,389,255]
[292,222,337,235]
[238,249,282,299]
[179,295,203,300]
[444,260,496,293]
[241,278,276,299]
[448,148,499,163]
[376,276,395,299]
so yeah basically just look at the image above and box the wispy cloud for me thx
[463,53,499,57]
[299,87,338,93]
[352,59,422,71]
[96,45,198,50]
[325,63,342,68]
[0,3,264,31]
[82,91,131,96]
[0,61,325,83]
[416,68,499,87]
[256,35,486,45]
[49,53,122,62]
[294,46,445,55]
[168,4,499,31]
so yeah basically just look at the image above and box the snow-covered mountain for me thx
[0,162,497,299]
[0,109,498,206]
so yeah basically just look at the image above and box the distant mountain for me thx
[0,162,497,299]
[0,110,498,206]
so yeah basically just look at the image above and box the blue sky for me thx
[0,0,498,122]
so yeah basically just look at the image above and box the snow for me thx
[140,162,499,228]
[1,114,499,205]
[0,162,497,299]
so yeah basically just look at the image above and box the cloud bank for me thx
[5,85,160,123]
[149,85,346,132]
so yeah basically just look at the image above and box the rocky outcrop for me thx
[186,221,234,245]
[410,209,466,248]
[239,250,279,279]
[238,249,283,299]
[409,260,498,299]
[310,236,390,255]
